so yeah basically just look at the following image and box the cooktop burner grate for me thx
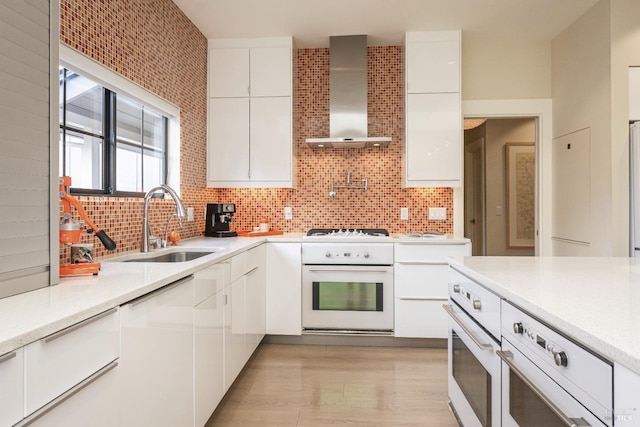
[306,228,389,237]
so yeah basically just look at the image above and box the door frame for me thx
[464,137,486,255]
[461,99,552,256]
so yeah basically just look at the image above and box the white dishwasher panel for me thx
[0,348,24,427]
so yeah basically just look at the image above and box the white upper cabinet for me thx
[403,31,462,188]
[207,37,294,188]
[406,39,460,93]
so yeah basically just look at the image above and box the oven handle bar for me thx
[496,350,591,427]
[442,304,493,351]
[305,268,390,273]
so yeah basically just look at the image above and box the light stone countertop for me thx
[448,256,640,375]
[0,233,467,356]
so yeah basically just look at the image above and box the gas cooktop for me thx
[305,228,389,237]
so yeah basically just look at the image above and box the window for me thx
[59,67,169,195]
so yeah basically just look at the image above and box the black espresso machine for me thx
[205,203,237,237]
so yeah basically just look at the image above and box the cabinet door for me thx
[394,299,449,338]
[209,48,249,97]
[394,263,448,298]
[249,97,292,183]
[120,277,194,427]
[208,98,250,183]
[0,349,23,426]
[406,93,461,184]
[406,41,460,94]
[194,291,224,427]
[223,278,246,391]
[266,243,302,335]
[245,263,266,352]
[250,47,291,97]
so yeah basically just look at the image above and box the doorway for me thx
[463,118,537,256]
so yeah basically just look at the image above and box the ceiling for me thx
[171,0,600,48]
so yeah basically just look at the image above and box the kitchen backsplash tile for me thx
[59,0,452,261]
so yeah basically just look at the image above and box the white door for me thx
[406,40,460,94]
[208,97,250,182]
[250,47,291,97]
[209,48,249,97]
[249,97,292,182]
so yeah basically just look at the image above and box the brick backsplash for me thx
[59,0,452,262]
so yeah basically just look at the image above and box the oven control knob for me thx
[453,284,461,293]
[553,351,568,367]
[472,299,481,310]
[363,253,369,258]
[325,252,331,258]
[513,322,524,334]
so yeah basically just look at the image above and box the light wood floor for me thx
[205,344,459,426]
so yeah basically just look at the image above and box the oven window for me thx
[509,369,566,426]
[452,331,492,427]
[312,282,383,311]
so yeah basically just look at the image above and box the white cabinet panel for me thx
[0,348,23,426]
[394,263,449,298]
[224,277,246,391]
[245,264,266,351]
[25,308,120,416]
[27,362,119,427]
[406,40,460,94]
[394,299,448,338]
[614,363,640,426]
[266,243,302,335]
[208,98,250,182]
[209,48,249,97]
[250,47,291,97]
[406,93,461,184]
[120,277,194,427]
[395,242,470,261]
[250,97,292,182]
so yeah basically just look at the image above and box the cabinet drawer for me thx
[394,242,470,262]
[394,299,448,338]
[25,308,120,415]
[194,262,229,306]
[230,244,265,283]
[0,348,24,426]
[394,263,448,298]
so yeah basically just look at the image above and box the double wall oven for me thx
[301,229,394,334]
[447,267,613,427]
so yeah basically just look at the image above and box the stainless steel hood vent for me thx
[306,35,392,149]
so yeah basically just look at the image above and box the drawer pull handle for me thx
[0,351,16,364]
[442,304,493,351]
[43,307,118,344]
[396,261,448,266]
[246,266,259,275]
[128,275,194,307]
[399,297,447,301]
[496,350,591,427]
[18,360,119,426]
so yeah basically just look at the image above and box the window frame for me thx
[59,44,181,197]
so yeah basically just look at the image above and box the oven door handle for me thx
[442,304,494,351]
[305,268,390,273]
[496,350,592,427]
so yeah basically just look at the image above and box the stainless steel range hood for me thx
[306,35,392,149]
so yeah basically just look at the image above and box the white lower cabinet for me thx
[120,276,195,427]
[394,242,471,338]
[194,263,228,427]
[265,243,302,335]
[0,348,23,427]
[614,363,640,426]
[223,275,246,391]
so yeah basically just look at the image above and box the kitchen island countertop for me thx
[448,256,640,375]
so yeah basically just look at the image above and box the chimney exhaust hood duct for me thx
[306,35,392,149]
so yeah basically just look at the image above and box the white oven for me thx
[445,268,502,427]
[301,232,394,334]
[499,301,613,427]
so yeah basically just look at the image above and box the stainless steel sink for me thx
[124,251,215,263]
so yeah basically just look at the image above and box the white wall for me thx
[462,34,552,100]
[551,0,613,256]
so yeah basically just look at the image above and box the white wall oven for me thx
[302,229,393,334]
[445,269,502,427]
[499,301,613,427]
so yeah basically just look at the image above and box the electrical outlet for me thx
[428,207,447,220]
[400,207,409,220]
[284,206,293,220]
[186,207,194,222]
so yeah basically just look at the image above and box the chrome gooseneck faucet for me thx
[141,185,187,252]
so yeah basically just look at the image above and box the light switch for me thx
[400,207,409,220]
[428,207,447,220]
[186,207,194,222]
[495,205,503,216]
[284,206,293,220]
